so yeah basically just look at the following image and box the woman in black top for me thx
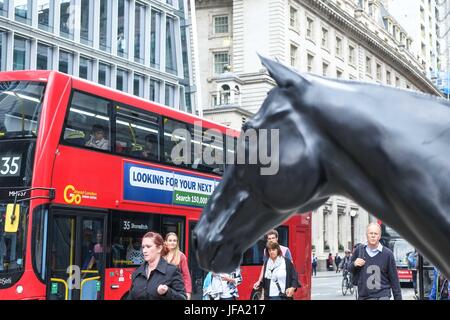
[129,231,186,300]
[262,242,300,300]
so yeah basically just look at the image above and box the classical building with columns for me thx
[0,0,196,113]
[193,0,442,268]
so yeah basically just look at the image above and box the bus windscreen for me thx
[0,81,46,139]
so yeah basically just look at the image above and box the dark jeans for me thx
[312,264,317,276]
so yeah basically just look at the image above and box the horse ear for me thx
[258,53,310,88]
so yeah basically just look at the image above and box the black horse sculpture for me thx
[193,56,450,278]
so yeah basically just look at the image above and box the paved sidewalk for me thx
[312,270,344,278]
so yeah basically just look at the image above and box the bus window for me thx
[192,129,224,175]
[109,212,186,268]
[163,117,192,167]
[161,215,185,253]
[0,81,46,138]
[114,104,160,161]
[63,91,111,151]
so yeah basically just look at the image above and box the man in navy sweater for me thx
[349,223,402,300]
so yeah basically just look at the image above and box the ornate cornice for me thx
[303,0,442,96]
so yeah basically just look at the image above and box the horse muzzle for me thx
[192,228,243,273]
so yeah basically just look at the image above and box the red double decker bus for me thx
[0,70,311,300]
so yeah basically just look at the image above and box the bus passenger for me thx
[129,232,186,300]
[85,124,109,150]
[163,232,192,300]
[141,134,158,160]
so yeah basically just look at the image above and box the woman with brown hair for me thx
[128,232,186,300]
[262,242,300,300]
[163,232,192,299]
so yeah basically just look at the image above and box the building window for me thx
[116,68,128,92]
[80,0,94,46]
[150,78,161,102]
[151,10,162,69]
[386,70,391,85]
[306,17,314,39]
[322,61,329,77]
[98,62,110,86]
[58,50,73,74]
[289,7,297,29]
[36,43,52,70]
[376,63,382,81]
[60,0,74,39]
[321,28,329,49]
[38,0,54,32]
[307,53,314,73]
[336,69,343,79]
[0,31,6,71]
[165,83,175,108]
[336,36,342,57]
[365,56,372,75]
[133,74,144,97]
[214,15,229,34]
[15,0,32,25]
[13,36,30,70]
[117,0,129,58]
[395,76,400,87]
[79,56,92,80]
[134,3,145,64]
[214,51,229,75]
[349,45,355,65]
[0,1,7,17]
[179,86,186,111]
[166,16,178,75]
[290,44,298,68]
[99,0,111,52]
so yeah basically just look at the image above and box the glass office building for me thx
[0,0,194,113]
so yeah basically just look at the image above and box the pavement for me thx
[311,270,417,300]
[313,270,344,278]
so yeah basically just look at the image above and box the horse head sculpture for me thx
[193,56,450,278]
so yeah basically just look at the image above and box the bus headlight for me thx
[16,286,24,294]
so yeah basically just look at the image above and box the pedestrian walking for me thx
[128,231,186,300]
[348,223,402,300]
[429,267,449,300]
[253,229,293,290]
[327,253,333,271]
[262,242,300,300]
[202,267,242,300]
[312,253,318,276]
[335,253,342,273]
[163,232,192,300]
